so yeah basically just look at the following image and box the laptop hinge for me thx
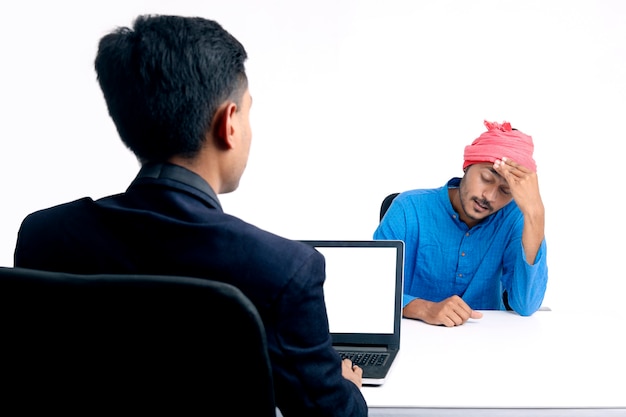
[334,346,387,352]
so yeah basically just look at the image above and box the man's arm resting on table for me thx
[403,295,483,327]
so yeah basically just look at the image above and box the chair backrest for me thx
[0,266,275,416]
[380,192,399,221]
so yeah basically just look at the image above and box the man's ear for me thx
[213,102,238,150]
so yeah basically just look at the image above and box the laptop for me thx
[300,240,404,385]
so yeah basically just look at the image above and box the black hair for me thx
[95,15,248,163]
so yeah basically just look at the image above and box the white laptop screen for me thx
[315,245,398,335]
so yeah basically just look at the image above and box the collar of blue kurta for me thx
[446,177,461,189]
[443,177,466,228]
[135,163,222,210]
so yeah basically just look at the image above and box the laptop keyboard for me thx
[339,351,389,367]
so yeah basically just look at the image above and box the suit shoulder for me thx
[24,197,95,216]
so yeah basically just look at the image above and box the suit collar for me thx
[135,163,222,210]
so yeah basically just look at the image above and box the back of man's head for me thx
[95,15,248,164]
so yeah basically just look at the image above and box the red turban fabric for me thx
[463,121,536,172]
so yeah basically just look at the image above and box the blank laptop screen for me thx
[315,245,398,335]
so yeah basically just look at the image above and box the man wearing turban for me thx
[374,121,548,327]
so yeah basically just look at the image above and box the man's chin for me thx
[465,208,490,223]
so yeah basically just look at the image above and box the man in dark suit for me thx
[14,15,366,417]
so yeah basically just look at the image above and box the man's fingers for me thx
[499,157,531,174]
[444,301,482,326]
[471,310,483,319]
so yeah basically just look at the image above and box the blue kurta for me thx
[374,178,548,315]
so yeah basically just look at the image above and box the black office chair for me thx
[0,266,275,416]
[379,192,513,311]
[380,192,400,221]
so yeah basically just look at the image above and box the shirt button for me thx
[461,252,466,256]
[465,232,470,237]
[458,273,463,277]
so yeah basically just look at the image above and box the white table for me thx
[362,310,626,416]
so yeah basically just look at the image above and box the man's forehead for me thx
[474,163,508,184]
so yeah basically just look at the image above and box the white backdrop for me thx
[1,0,624,313]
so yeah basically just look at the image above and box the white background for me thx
[1,0,624,313]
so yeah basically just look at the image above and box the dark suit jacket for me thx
[14,163,367,417]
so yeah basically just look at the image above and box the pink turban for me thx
[463,120,536,172]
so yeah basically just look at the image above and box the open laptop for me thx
[300,240,404,385]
